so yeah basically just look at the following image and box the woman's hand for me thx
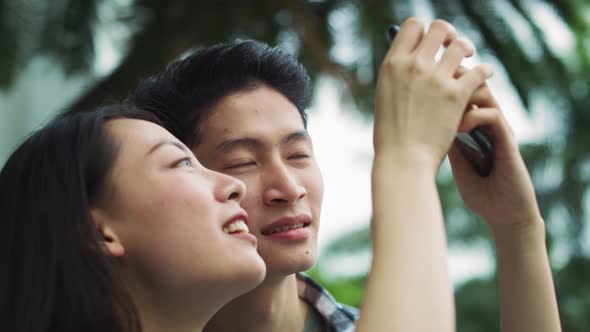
[448,84,543,235]
[374,17,493,175]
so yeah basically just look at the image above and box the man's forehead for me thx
[201,87,304,126]
[203,107,304,128]
[195,87,307,151]
[199,108,306,141]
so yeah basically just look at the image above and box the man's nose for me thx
[262,162,306,206]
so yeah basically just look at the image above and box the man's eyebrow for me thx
[215,130,311,152]
[147,140,188,155]
[215,137,262,152]
[282,130,310,145]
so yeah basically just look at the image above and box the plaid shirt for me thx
[297,273,359,332]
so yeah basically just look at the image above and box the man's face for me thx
[193,85,324,278]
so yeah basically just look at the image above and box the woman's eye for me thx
[176,158,193,167]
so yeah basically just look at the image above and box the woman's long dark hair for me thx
[0,104,158,331]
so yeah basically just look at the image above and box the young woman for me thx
[0,105,266,332]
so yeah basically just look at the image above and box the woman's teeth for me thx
[223,220,249,234]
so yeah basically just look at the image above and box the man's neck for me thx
[204,273,309,332]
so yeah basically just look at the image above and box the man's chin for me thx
[262,253,317,279]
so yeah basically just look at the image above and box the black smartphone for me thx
[386,24,493,177]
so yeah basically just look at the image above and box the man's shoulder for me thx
[296,273,359,332]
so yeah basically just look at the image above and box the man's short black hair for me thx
[127,40,312,147]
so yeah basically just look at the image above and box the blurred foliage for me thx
[307,266,366,308]
[455,277,500,332]
[2,0,590,330]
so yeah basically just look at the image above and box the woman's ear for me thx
[91,208,125,257]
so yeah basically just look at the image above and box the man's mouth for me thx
[260,215,312,236]
[261,222,308,235]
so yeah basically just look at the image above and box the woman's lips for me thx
[222,212,257,245]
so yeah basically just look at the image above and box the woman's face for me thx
[97,119,265,303]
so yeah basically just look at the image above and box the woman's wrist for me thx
[491,216,547,253]
[373,146,441,179]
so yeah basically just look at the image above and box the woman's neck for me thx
[203,273,309,332]
[123,273,227,332]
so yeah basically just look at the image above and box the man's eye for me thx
[289,154,310,160]
[227,161,256,169]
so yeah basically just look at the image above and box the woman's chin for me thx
[240,255,267,292]
[223,254,267,296]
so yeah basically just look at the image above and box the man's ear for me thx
[91,208,125,257]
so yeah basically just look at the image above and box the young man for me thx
[128,40,357,331]
[128,18,560,331]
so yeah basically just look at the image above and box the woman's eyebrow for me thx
[147,140,188,156]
